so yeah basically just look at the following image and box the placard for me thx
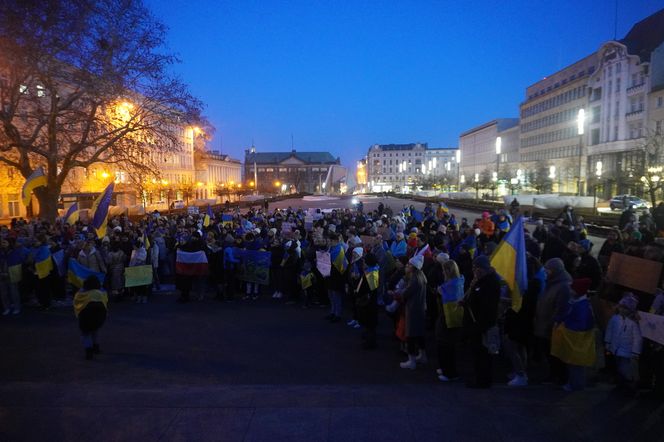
[125,265,153,288]
[187,206,199,215]
[639,311,664,345]
[606,253,663,294]
[316,251,331,277]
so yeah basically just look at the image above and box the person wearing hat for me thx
[398,254,428,369]
[390,232,407,258]
[605,292,642,392]
[356,252,380,349]
[534,258,573,385]
[346,247,365,328]
[461,255,501,388]
[478,212,495,246]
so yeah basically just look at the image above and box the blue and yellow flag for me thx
[364,265,379,291]
[7,247,27,283]
[550,297,596,367]
[22,167,47,206]
[221,214,233,227]
[300,271,314,289]
[440,276,465,328]
[33,245,53,279]
[330,244,347,274]
[63,202,79,225]
[91,182,114,239]
[490,216,527,312]
[204,205,213,227]
[68,259,106,288]
[451,234,477,260]
[411,208,423,223]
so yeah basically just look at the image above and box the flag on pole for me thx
[490,216,528,311]
[411,208,423,223]
[175,249,209,276]
[330,243,347,274]
[63,202,79,225]
[203,204,213,227]
[91,182,114,239]
[221,214,233,227]
[21,167,47,206]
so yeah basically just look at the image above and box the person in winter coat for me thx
[462,255,501,388]
[346,247,365,328]
[435,259,465,382]
[176,232,205,303]
[398,254,428,369]
[78,239,107,273]
[389,232,407,258]
[503,254,544,387]
[356,253,380,349]
[73,276,108,360]
[605,293,642,391]
[105,242,126,301]
[535,257,573,384]
[597,228,624,272]
[129,240,149,303]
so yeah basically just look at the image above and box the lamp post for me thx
[594,160,603,213]
[577,109,586,196]
[402,160,407,193]
[474,173,479,200]
[495,136,502,182]
[456,150,461,191]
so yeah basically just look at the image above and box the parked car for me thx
[170,200,185,209]
[609,194,651,211]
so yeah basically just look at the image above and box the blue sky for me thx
[146,0,662,169]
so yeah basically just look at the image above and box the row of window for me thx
[521,126,578,148]
[253,167,328,173]
[371,152,424,158]
[526,69,594,101]
[521,106,583,133]
[520,144,580,162]
[522,86,587,118]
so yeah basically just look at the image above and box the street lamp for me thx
[594,160,603,213]
[474,173,479,200]
[577,108,586,196]
[456,150,461,191]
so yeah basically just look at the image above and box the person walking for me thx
[73,276,108,360]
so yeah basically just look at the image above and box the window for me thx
[8,193,20,217]
[615,78,620,92]
[19,85,27,94]
[616,62,621,73]
[658,97,664,108]
[656,120,662,134]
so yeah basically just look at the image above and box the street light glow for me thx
[495,136,502,155]
[549,165,556,179]
[456,150,460,163]
[474,173,479,182]
[595,161,603,177]
[577,109,585,135]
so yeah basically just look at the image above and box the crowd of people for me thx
[0,198,663,397]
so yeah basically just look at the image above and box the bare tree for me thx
[530,161,553,194]
[0,0,206,220]
[639,130,664,206]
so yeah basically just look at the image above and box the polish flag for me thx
[176,250,209,276]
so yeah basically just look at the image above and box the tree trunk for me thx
[650,188,657,208]
[34,185,61,222]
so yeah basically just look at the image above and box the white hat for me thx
[436,253,450,264]
[113,226,123,233]
[352,247,364,258]
[409,254,424,270]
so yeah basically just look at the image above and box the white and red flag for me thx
[175,250,209,276]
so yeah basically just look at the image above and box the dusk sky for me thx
[147,0,662,169]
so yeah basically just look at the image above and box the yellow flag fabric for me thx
[442,303,464,328]
[551,324,596,367]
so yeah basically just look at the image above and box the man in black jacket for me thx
[462,255,501,388]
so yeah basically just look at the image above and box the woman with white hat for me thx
[398,254,428,369]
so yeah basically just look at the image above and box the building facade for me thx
[243,149,341,194]
[194,150,242,201]
[458,119,519,187]
[366,143,427,192]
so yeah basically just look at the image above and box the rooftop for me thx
[620,8,664,63]
[371,143,428,151]
[459,118,519,138]
[244,150,338,165]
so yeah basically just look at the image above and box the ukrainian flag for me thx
[21,167,47,206]
[33,245,53,279]
[7,247,26,283]
[440,277,465,328]
[204,205,213,227]
[300,271,314,289]
[91,182,114,239]
[330,243,347,274]
[451,234,477,260]
[490,216,528,312]
[221,214,233,227]
[550,296,596,367]
[364,265,380,291]
[63,202,79,225]
[411,208,423,223]
[68,259,106,288]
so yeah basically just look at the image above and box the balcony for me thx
[626,83,645,95]
[625,109,644,120]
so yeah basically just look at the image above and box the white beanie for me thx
[436,253,450,264]
[409,254,424,270]
[352,247,364,258]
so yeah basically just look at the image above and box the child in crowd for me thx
[605,292,642,391]
[299,261,315,308]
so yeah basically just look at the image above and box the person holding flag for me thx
[326,232,347,323]
[90,182,114,239]
[203,204,213,228]
[356,253,380,350]
[21,167,47,207]
[63,202,80,226]
[31,234,54,309]
[1,238,25,315]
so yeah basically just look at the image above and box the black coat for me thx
[504,277,541,345]
[463,271,501,334]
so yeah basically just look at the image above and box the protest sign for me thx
[187,206,199,215]
[607,253,663,294]
[316,250,331,277]
[281,222,295,238]
[125,265,153,288]
[304,216,314,231]
[639,311,664,345]
[234,248,271,284]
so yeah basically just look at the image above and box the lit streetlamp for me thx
[577,108,586,196]
[456,150,461,191]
